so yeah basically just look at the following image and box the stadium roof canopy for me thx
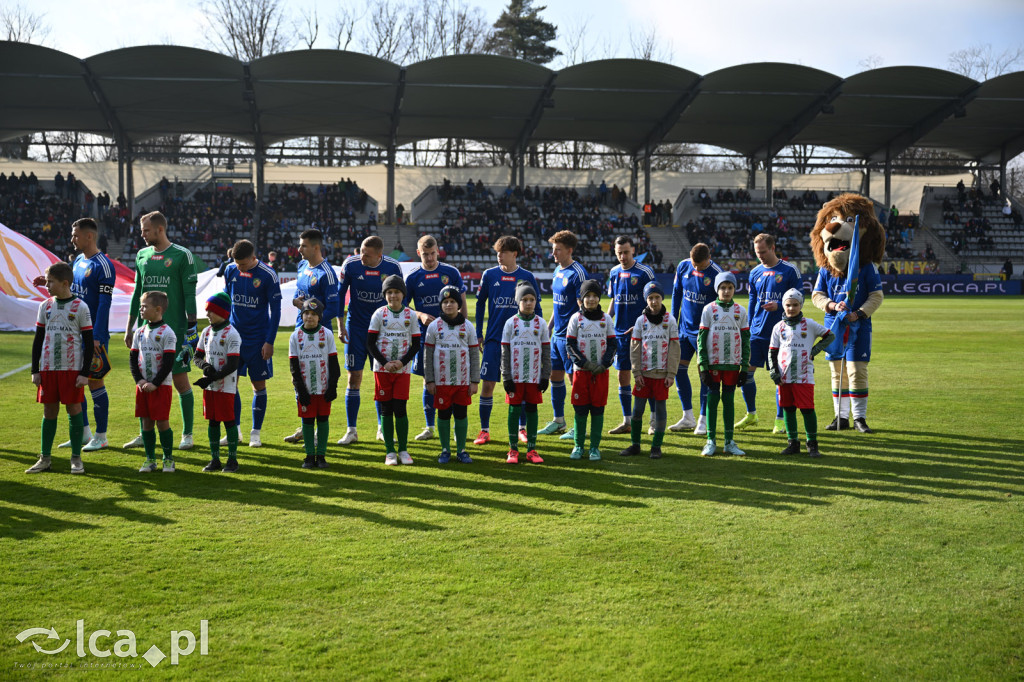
[1,41,1023,165]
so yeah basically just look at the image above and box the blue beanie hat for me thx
[714,271,737,291]
[643,280,664,299]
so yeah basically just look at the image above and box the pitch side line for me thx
[0,363,31,380]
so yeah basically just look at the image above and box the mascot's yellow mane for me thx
[809,193,886,278]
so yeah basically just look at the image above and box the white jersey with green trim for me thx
[198,324,242,394]
[699,302,749,367]
[424,318,478,386]
[769,317,829,385]
[36,297,93,372]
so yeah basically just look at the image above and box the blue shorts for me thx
[345,326,369,371]
[679,335,698,363]
[238,342,273,380]
[551,335,573,374]
[481,340,502,382]
[825,322,872,362]
[613,334,632,371]
[749,337,770,369]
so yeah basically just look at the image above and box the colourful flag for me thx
[828,214,860,335]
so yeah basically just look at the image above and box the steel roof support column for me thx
[1000,145,1008,198]
[509,149,518,187]
[126,148,135,219]
[862,162,871,198]
[254,146,265,243]
[765,157,774,208]
[243,64,265,243]
[643,148,652,205]
[518,151,525,189]
[747,158,756,191]
[386,144,396,225]
[386,68,407,225]
[629,155,639,203]
[884,147,892,209]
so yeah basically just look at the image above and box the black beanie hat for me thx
[578,279,602,301]
[515,281,537,303]
[381,274,406,297]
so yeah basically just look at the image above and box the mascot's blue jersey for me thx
[671,258,723,340]
[814,262,883,332]
[748,259,803,339]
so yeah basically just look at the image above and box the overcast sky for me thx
[25,0,1024,77]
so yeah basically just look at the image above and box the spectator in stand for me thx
[1002,259,1013,279]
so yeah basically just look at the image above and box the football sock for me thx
[91,387,109,434]
[784,407,799,440]
[395,416,409,451]
[590,409,604,449]
[707,390,721,440]
[316,419,328,459]
[252,389,267,430]
[423,389,435,428]
[551,380,566,420]
[454,417,468,453]
[619,385,632,418]
[507,406,521,449]
[526,410,539,450]
[382,412,395,452]
[209,422,222,459]
[79,397,89,428]
[142,429,157,460]
[159,428,174,460]
[179,390,194,436]
[234,391,243,427]
[69,413,83,457]
[41,417,58,457]
[675,364,692,411]
[741,371,757,413]
[573,407,588,450]
[302,420,316,458]
[722,387,735,442]
[438,418,451,453]
[801,408,818,442]
[345,389,360,428]
[480,396,493,430]
[225,423,238,459]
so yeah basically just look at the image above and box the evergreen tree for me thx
[486,0,561,64]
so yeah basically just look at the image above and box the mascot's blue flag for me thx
[828,214,860,337]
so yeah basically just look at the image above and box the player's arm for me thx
[857,267,885,318]
[126,264,143,347]
[183,255,198,326]
[475,275,488,342]
[265,272,283,347]
[30,324,45,376]
[696,319,710,371]
[666,333,681,375]
[95,264,115,346]
[78,328,95,381]
[671,265,683,321]
[423,340,436,386]
[741,327,751,370]
[811,270,831,313]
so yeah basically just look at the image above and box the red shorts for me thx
[203,390,235,422]
[374,372,411,401]
[632,376,670,401]
[778,383,815,410]
[435,384,472,409]
[505,382,543,405]
[298,394,332,418]
[571,370,609,407]
[708,369,740,386]
[37,370,85,405]
[135,384,173,421]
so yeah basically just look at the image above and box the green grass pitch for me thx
[1,296,1022,679]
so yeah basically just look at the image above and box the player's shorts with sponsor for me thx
[749,336,771,368]
[435,384,472,409]
[777,383,815,410]
[708,369,741,386]
[480,339,501,382]
[824,324,872,362]
[344,326,370,371]
[37,370,85,405]
[570,370,609,407]
[374,372,411,401]
[613,334,632,371]
[298,394,332,419]
[202,390,236,422]
[679,335,699,362]
[135,385,173,420]
[550,335,573,374]
[505,382,543,405]
[238,341,273,379]
[632,375,670,401]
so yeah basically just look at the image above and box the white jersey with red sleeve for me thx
[631,311,679,373]
[367,305,419,374]
[566,311,615,364]
[289,326,337,396]
[424,317,478,386]
[501,314,550,383]
[36,297,93,372]
[131,322,177,385]
[198,324,242,394]
[769,317,829,385]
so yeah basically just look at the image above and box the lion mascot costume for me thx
[810,193,885,432]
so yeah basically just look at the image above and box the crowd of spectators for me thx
[432,181,667,274]
[941,179,1020,254]
[686,202,802,261]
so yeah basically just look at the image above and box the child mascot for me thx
[809,193,885,433]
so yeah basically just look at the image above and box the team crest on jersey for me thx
[319,341,325,348]
[775,273,783,284]
[441,275,449,284]
[713,314,719,321]
[801,331,807,338]
[165,258,173,268]
[254,278,261,288]
[310,275,318,286]
[219,339,226,346]
[630,276,638,286]
[533,329,539,336]
[380,274,387,281]
[155,335,162,342]
[68,313,75,320]
[458,331,465,339]
[734,313,740,320]
[85,266,92,277]
[703,276,711,286]
[600,322,606,328]
[404,320,411,327]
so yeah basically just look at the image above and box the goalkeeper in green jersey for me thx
[123,211,199,450]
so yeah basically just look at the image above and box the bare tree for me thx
[858,54,885,71]
[629,23,673,63]
[1,1,51,43]
[948,43,1024,80]
[361,0,411,62]
[329,6,360,50]
[200,0,295,60]
[296,6,320,49]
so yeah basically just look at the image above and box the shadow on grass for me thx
[2,423,1021,539]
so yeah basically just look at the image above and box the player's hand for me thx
[846,311,859,323]
[124,329,133,349]
[143,382,156,393]
[769,371,782,385]
[699,370,713,385]
[633,373,645,389]
[32,275,46,287]
[262,342,274,360]
[425,382,436,395]
[194,376,214,390]
[763,301,778,312]
[94,340,102,352]
[338,327,349,344]
[75,375,89,388]
[834,300,848,313]
[293,295,306,310]
[538,378,549,392]
[469,383,478,397]
[663,376,673,387]
[503,379,515,395]
[185,325,199,350]
[31,373,41,386]
[418,312,436,325]
[736,372,748,387]
[176,345,195,367]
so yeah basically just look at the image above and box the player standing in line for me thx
[32,218,116,452]
[670,243,723,436]
[472,236,543,446]
[565,279,616,460]
[25,263,94,474]
[221,239,281,448]
[193,292,243,472]
[123,212,198,451]
[283,229,340,444]
[368,275,421,465]
[336,236,404,446]
[423,285,480,463]
[605,236,655,434]
[404,234,466,442]
[289,298,340,469]
[501,283,551,464]
[130,291,178,473]
[737,233,802,434]
[538,231,589,440]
